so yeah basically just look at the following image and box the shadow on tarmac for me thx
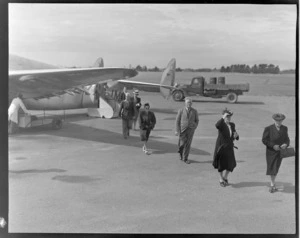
[16,123,210,156]
[52,175,100,183]
[9,168,67,174]
[188,159,245,164]
[231,181,295,194]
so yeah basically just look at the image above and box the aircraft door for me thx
[160,58,176,99]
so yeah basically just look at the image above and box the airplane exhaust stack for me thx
[93,57,104,67]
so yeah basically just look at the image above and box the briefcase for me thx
[280,147,295,159]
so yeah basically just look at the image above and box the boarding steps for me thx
[88,95,120,119]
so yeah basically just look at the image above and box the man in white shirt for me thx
[8,93,30,134]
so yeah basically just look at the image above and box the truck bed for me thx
[204,83,250,91]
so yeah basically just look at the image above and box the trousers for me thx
[122,119,132,138]
[178,127,195,160]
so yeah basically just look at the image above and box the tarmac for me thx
[8,94,296,233]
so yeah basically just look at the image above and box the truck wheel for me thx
[226,92,238,103]
[52,118,62,130]
[172,90,185,101]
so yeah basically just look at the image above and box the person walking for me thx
[139,103,156,154]
[175,97,199,164]
[212,109,239,187]
[119,87,127,102]
[8,93,30,134]
[119,92,134,139]
[262,113,290,193]
[132,90,142,130]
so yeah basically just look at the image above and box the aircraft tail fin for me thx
[160,58,176,99]
[93,57,104,67]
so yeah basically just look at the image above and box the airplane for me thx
[9,57,176,119]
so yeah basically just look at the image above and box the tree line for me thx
[220,64,280,74]
[134,63,294,74]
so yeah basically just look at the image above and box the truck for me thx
[171,76,250,103]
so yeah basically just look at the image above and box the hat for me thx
[134,90,139,94]
[222,108,233,116]
[272,113,285,121]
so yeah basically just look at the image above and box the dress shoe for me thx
[220,181,226,187]
[184,160,190,164]
[224,179,229,185]
[269,186,278,193]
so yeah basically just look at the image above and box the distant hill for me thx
[9,54,59,70]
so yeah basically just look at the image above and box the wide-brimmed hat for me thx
[222,108,233,116]
[272,113,285,121]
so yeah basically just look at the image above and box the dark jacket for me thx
[175,107,199,133]
[119,100,134,120]
[133,96,141,110]
[213,118,239,171]
[139,110,156,130]
[262,124,290,160]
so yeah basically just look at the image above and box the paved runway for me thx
[8,95,296,233]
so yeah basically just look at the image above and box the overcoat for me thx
[213,118,239,172]
[262,124,290,175]
[133,96,141,119]
[119,100,134,120]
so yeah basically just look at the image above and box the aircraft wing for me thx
[9,67,138,100]
[109,79,173,93]
[107,58,176,99]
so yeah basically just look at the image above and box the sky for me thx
[9,4,297,69]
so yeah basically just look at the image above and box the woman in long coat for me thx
[132,90,142,130]
[119,92,134,139]
[213,109,239,187]
[262,113,290,193]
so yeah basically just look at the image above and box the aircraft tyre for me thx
[172,90,185,101]
[52,118,63,130]
[226,92,238,103]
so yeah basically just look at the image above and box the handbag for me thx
[280,147,295,159]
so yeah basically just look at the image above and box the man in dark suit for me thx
[175,97,199,164]
[262,113,290,193]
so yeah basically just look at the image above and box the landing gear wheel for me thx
[226,92,238,103]
[172,90,185,101]
[52,118,62,130]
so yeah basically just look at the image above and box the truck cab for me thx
[187,77,205,95]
